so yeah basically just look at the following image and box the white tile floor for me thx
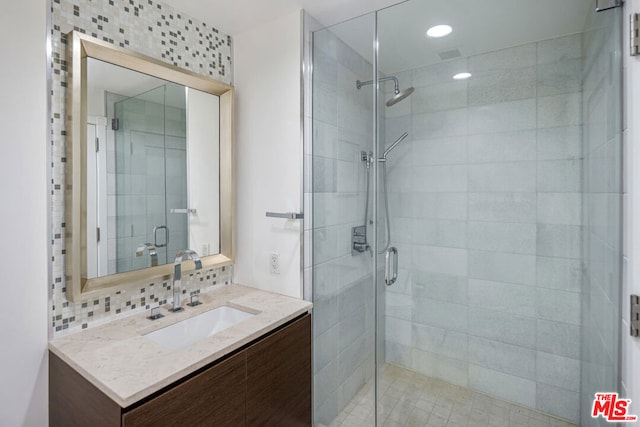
[321,364,579,427]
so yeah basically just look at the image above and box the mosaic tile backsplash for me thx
[50,0,233,336]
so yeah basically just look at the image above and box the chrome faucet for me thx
[135,243,159,267]
[170,249,202,312]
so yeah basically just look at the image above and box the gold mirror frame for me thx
[66,31,235,302]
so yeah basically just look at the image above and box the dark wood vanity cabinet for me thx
[50,314,311,427]
[247,312,312,426]
[122,350,247,426]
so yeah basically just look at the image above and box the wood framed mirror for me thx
[66,31,235,302]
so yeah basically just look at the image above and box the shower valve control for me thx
[352,225,369,255]
[361,151,373,168]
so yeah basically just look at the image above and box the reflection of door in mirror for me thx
[108,83,189,275]
[86,117,108,277]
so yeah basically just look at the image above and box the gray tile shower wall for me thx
[383,33,585,423]
[50,0,233,336]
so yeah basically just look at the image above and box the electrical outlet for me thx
[270,252,280,274]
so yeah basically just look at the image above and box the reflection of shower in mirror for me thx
[86,58,221,278]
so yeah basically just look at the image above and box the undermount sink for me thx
[144,306,255,350]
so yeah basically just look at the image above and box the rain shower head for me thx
[355,76,415,107]
[386,87,415,107]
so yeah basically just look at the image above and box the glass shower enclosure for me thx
[310,1,623,426]
[108,82,189,274]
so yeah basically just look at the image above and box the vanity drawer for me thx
[122,350,246,426]
[246,312,311,426]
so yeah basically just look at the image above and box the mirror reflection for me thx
[86,58,220,278]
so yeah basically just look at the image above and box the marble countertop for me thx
[49,284,312,408]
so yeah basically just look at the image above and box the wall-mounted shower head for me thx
[386,87,415,107]
[356,76,415,107]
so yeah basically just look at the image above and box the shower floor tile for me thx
[320,364,578,427]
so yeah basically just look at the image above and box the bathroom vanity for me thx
[49,285,312,426]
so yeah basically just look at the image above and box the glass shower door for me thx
[112,83,188,273]
[311,12,379,426]
[580,6,623,427]
[374,1,623,426]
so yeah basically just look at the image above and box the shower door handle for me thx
[153,225,169,248]
[385,247,398,286]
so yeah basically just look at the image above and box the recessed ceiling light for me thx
[426,25,453,38]
[453,72,472,80]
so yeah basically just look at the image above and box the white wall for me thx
[187,89,220,256]
[234,10,303,298]
[623,0,640,413]
[0,0,48,425]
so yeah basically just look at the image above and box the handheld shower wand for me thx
[381,132,409,161]
[357,132,410,256]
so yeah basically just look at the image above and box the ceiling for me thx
[160,0,404,36]
[333,0,593,73]
[160,0,594,74]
